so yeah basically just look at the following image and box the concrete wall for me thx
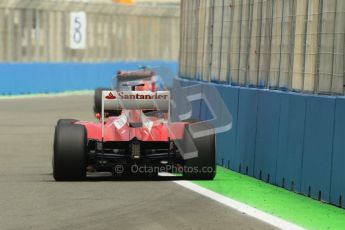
[173,77,345,208]
[179,0,345,95]
[0,61,177,94]
[178,0,345,207]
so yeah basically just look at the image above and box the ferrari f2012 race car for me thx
[93,69,161,115]
[53,89,216,181]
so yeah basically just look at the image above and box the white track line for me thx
[173,180,305,230]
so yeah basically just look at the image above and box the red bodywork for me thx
[77,111,186,142]
[117,70,158,92]
[83,70,182,143]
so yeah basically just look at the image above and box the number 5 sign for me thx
[70,12,87,49]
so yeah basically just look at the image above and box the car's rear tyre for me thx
[94,87,121,116]
[183,122,216,180]
[94,87,109,114]
[53,124,87,181]
[57,119,77,127]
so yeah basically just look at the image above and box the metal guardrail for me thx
[179,0,345,95]
[0,0,180,62]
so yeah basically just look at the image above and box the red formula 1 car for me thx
[53,89,216,181]
[93,69,160,116]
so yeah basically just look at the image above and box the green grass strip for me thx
[194,166,345,230]
[0,90,93,100]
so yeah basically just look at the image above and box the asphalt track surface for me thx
[0,95,276,230]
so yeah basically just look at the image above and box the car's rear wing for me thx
[102,91,170,111]
[101,90,170,138]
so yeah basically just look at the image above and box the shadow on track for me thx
[85,173,185,182]
[45,172,186,182]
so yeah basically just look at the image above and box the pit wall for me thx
[174,77,345,208]
[0,61,177,95]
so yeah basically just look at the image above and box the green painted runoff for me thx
[194,166,345,230]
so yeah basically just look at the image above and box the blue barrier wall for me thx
[216,85,239,169]
[302,96,336,201]
[254,90,282,184]
[174,77,345,208]
[276,93,307,193]
[0,61,177,95]
[235,88,258,177]
[331,98,345,208]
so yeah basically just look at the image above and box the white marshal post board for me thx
[70,12,87,49]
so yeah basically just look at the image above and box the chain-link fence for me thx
[0,0,179,62]
[179,0,345,95]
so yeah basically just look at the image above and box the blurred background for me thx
[0,0,180,94]
[0,0,179,62]
[1,0,344,95]
[179,0,345,95]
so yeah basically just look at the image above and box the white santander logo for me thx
[108,92,168,100]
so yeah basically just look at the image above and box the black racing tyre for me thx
[183,122,216,180]
[56,119,77,127]
[93,87,121,116]
[94,88,109,114]
[53,124,87,181]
